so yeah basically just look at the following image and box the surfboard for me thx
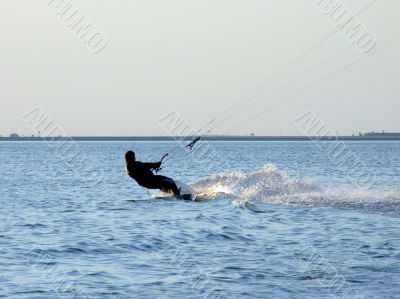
[174,180,197,201]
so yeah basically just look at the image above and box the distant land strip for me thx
[1,135,400,141]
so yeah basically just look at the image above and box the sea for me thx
[1,141,399,298]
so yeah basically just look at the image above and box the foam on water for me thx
[190,164,400,211]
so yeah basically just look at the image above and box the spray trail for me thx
[190,165,400,212]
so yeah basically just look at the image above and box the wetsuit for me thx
[127,161,180,195]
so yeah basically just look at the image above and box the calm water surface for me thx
[1,141,399,298]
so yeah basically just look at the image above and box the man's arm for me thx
[143,161,162,170]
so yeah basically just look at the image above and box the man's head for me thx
[125,151,136,164]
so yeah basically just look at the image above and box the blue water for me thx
[1,141,399,298]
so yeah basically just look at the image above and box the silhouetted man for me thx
[125,151,180,196]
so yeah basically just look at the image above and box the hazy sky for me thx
[1,0,399,136]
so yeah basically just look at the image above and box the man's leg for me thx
[155,176,180,196]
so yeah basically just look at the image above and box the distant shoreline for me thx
[1,135,400,141]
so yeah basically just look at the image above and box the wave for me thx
[189,165,400,212]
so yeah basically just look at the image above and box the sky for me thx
[1,0,399,136]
